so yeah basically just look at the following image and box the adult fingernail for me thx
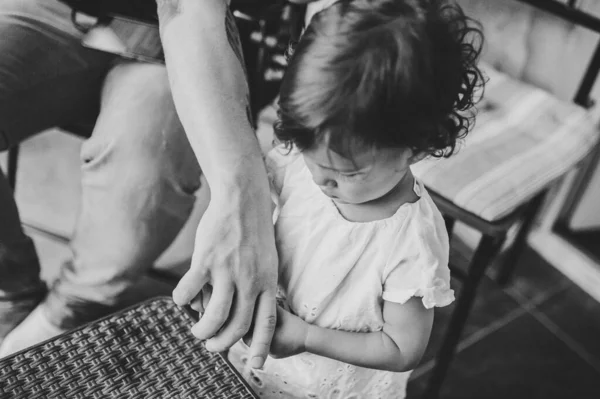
[250,356,264,369]
[204,339,216,352]
[191,323,205,339]
[172,289,184,306]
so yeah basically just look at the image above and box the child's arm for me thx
[271,297,433,372]
[304,297,433,372]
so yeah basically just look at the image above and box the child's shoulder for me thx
[266,144,304,173]
[266,144,300,161]
[265,145,306,195]
[384,186,449,264]
[401,184,447,240]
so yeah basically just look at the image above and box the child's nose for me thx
[313,171,337,188]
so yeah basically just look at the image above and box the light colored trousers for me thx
[0,0,201,332]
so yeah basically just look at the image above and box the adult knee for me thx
[80,63,201,194]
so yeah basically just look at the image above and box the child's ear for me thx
[407,151,428,165]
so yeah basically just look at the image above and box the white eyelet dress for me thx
[228,147,455,399]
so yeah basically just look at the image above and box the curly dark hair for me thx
[274,0,485,158]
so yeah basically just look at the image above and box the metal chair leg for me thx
[7,145,20,191]
[495,191,546,285]
[443,215,456,237]
[423,233,506,399]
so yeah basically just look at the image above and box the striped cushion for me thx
[412,62,600,222]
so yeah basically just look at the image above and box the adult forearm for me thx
[305,325,414,373]
[157,0,265,192]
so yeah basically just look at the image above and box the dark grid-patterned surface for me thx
[0,297,257,398]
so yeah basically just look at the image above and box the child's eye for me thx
[337,172,361,181]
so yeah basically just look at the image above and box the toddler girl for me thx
[226,0,484,397]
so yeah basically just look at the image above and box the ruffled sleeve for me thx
[381,207,455,309]
[265,147,290,196]
[265,146,298,223]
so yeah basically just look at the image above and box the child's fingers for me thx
[191,279,234,340]
[201,285,213,308]
[190,295,204,314]
[190,285,213,315]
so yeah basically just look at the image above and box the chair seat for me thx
[412,62,600,222]
[0,297,258,399]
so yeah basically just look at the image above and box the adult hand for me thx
[173,162,278,370]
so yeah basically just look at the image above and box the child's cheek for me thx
[344,181,372,202]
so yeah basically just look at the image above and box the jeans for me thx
[0,0,201,331]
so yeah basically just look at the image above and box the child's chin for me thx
[333,197,358,205]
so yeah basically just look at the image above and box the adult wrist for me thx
[208,155,269,198]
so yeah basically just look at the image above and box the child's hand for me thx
[268,306,309,359]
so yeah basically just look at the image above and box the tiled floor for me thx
[408,248,600,399]
[3,132,600,399]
